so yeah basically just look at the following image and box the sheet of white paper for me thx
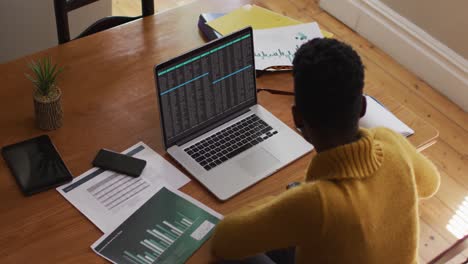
[57,142,190,233]
[253,22,324,70]
[359,95,414,137]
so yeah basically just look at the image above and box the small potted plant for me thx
[26,57,64,130]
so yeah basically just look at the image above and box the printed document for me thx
[57,142,190,233]
[92,185,222,264]
[253,22,324,70]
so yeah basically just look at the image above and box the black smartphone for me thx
[92,149,146,177]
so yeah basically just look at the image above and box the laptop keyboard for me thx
[184,114,278,171]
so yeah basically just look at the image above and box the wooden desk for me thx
[0,0,438,263]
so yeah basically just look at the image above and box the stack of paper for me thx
[359,95,414,137]
[206,4,332,37]
[204,4,330,70]
[57,142,222,263]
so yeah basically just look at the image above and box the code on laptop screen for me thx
[156,30,256,147]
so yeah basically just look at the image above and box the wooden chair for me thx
[53,0,154,44]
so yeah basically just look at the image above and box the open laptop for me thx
[154,27,313,200]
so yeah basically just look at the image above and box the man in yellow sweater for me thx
[211,38,440,263]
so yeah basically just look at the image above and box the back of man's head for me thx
[293,38,364,135]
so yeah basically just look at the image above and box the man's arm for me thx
[211,184,323,260]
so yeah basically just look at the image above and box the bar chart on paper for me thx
[92,187,221,264]
[125,213,200,263]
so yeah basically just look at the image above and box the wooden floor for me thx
[113,0,468,262]
[112,0,196,16]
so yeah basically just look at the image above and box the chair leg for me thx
[142,0,155,16]
[428,235,468,264]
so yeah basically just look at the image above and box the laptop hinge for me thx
[175,108,251,147]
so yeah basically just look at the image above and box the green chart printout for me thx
[92,187,222,264]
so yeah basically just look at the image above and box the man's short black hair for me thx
[293,38,364,133]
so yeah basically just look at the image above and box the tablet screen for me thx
[2,135,72,195]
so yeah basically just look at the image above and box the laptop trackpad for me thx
[238,148,280,177]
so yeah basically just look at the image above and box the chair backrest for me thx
[53,0,154,44]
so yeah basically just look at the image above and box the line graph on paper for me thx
[253,22,323,70]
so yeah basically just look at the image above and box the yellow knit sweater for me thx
[212,127,440,263]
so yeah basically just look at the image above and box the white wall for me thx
[320,0,468,111]
[0,0,111,64]
[381,0,468,60]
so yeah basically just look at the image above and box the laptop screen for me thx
[155,27,256,148]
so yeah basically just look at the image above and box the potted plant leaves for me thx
[26,57,64,130]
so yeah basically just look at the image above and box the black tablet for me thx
[1,135,73,196]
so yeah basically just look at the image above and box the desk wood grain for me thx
[0,0,438,263]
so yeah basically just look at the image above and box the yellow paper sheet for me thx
[206,4,333,38]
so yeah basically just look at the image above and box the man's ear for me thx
[292,105,304,129]
[360,95,367,118]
